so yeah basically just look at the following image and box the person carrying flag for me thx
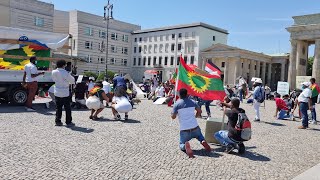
[310,78,320,124]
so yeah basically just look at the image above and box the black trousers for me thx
[55,96,72,124]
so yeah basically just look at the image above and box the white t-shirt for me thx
[24,63,38,82]
[102,81,111,94]
[298,88,312,103]
[113,96,132,113]
[51,68,75,98]
[156,86,165,97]
[48,84,55,93]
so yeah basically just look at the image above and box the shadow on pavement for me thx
[67,125,94,133]
[93,118,141,123]
[307,128,320,132]
[193,149,223,158]
[263,121,286,126]
[240,151,271,162]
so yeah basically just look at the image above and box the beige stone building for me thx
[287,13,320,88]
[54,10,141,75]
[0,0,54,32]
[201,44,289,90]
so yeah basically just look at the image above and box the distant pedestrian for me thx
[264,85,271,100]
[102,78,112,106]
[251,79,265,122]
[113,74,127,96]
[52,60,75,127]
[22,56,45,111]
[171,88,211,158]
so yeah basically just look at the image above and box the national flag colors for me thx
[310,83,320,98]
[176,56,226,101]
[205,60,222,76]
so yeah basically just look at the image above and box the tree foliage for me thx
[83,71,115,81]
[307,57,314,76]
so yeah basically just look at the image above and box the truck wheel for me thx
[10,88,28,105]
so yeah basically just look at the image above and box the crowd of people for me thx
[22,56,320,158]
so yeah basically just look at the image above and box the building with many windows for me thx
[54,10,141,75]
[0,0,54,32]
[131,23,228,81]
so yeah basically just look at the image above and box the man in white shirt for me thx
[22,56,45,111]
[52,60,75,127]
[153,83,165,102]
[297,82,312,129]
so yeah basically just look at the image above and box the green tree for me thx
[307,57,314,76]
[83,72,98,80]
[96,71,115,81]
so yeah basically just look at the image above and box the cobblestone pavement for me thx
[1,99,320,179]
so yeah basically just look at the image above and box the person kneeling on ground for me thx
[171,88,212,158]
[274,94,291,120]
[88,81,109,120]
[214,98,246,154]
[111,84,132,120]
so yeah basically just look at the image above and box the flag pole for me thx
[174,55,181,104]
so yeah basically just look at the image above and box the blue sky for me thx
[46,0,319,55]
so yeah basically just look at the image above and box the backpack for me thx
[235,112,252,141]
[256,87,265,103]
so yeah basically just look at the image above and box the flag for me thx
[311,83,320,98]
[205,60,221,76]
[177,56,226,101]
[170,68,177,84]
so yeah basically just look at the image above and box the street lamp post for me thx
[104,0,113,79]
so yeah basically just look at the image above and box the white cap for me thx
[89,77,95,81]
[301,82,311,87]
[254,79,262,84]
[114,73,119,77]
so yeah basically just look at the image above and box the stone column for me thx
[288,40,298,89]
[249,60,255,80]
[223,58,229,85]
[261,62,266,84]
[256,61,261,78]
[296,40,309,76]
[313,39,320,81]
[281,62,286,81]
[267,63,272,86]
[234,57,241,84]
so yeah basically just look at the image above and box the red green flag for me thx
[177,56,225,101]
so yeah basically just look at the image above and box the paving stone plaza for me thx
[1,99,320,179]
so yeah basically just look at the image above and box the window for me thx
[122,47,128,54]
[255,65,257,70]
[153,57,157,66]
[85,27,93,36]
[98,42,104,51]
[178,33,182,38]
[144,45,147,53]
[134,47,137,53]
[160,35,163,41]
[134,38,137,42]
[139,37,142,42]
[133,57,136,66]
[159,44,163,53]
[139,46,142,53]
[144,37,148,42]
[166,34,169,41]
[73,39,76,50]
[222,62,225,68]
[111,33,118,40]
[185,32,189,38]
[121,59,128,66]
[184,56,188,64]
[138,58,141,66]
[177,57,180,65]
[148,57,151,65]
[149,36,152,42]
[34,17,44,27]
[190,56,195,64]
[212,36,216,41]
[165,44,169,53]
[192,32,196,38]
[164,57,168,65]
[170,57,174,65]
[154,36,157,42]
[99,30,106,38]
[178,43,182,51]
[143,57,146,66]
[148,45,152,53]
[86,55,92,63]
[171,44,175,52]
[154,44,158,53]
[123,35,129,42]
[100,57,105,64]
[85,41,92,49]
[172,34,175,39]
[110,58,115,65]
[111,45,117,53]
[159,57,162,65]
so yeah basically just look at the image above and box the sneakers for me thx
[114,114,121,120]
[253,119,260,122]
[45,102,50,109]
[66,122,75,127]
[225,144,235,154]
[201,141,212,152]
[25,107,36,112]
[55,122,63,126]
[237,143,245,154]
[298,125,307,129]
[312,120,317,125]
[124,115,128,121]
[185,142,194,158]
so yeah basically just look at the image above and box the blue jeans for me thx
[214,130,236,146]
[278,109,290,120]
[311,105,317,121]
[179,127,205,150]
[299,102,309,127]
[239,89,243,102]
[198,100,213,116]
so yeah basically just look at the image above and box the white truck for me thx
[0,26,69,105]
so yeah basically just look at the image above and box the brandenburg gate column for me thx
[256,61,261,78]
[281,62,286,81]
[313,39,320,81]
[288,40,298,89]
[249,60,255,81]
[261,62,266,83]
[223,58,229,85]
[267,63,272,86]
